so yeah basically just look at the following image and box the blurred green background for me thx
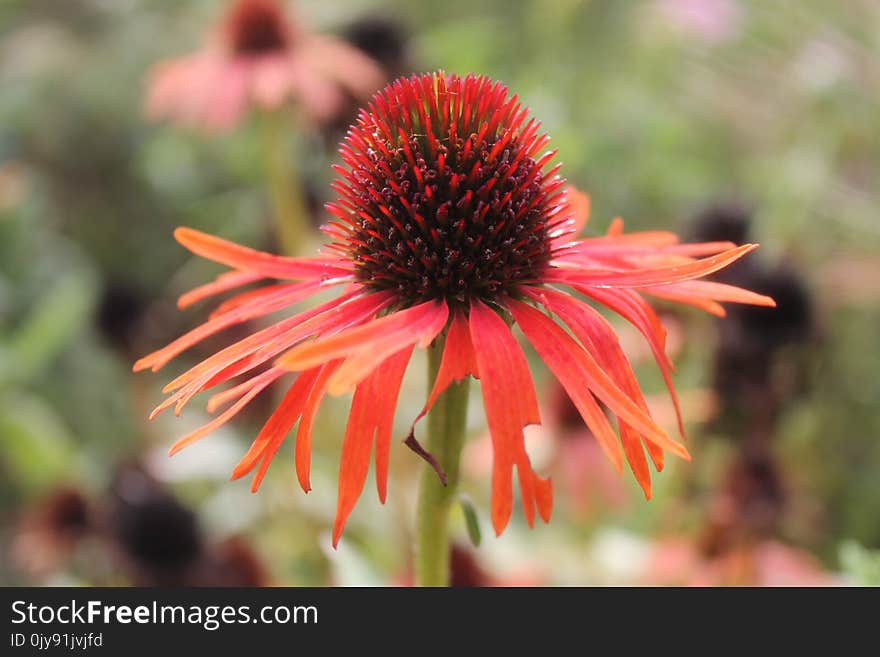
[1,0,879,586]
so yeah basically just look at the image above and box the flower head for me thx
[223,0,291,55]
[136,72,774,545]
[145,0,384,132]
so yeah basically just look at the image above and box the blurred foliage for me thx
[839,541,880,586]
[1,0,879,585]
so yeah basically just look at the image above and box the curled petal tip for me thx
[173,226,197,244]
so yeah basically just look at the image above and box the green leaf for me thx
[459,496,482,548]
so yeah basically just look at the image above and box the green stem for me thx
[260,110,308,256]
[415,336,470,587]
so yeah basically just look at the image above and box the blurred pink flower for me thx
[657,0,742,44]
[644,537,839,586]
[544,384,630,518]
[145,0,384,132]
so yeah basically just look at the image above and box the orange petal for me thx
[574,285,684,444]
[373,346,414,504]
[178,270,262,309]
[326,301,448,394]
[295,361,342,493]
[278,301,449,382]
[530,287,657,495]
[550,244,759,288]
[155,290,385,409]
[412,311,478,428]
[646,280,777,309]
[509,300,689,462]
[167,368,283,457]
[331,346,413,546]
[229,367,321,483]
[469,300,549,535]
[174,227,352,280]
[207,283,295,320]
[134,279,325,373]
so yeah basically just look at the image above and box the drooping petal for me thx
[373,346,415,504]
[147,290,389,421]
[134,279,327,372]
[571,284,683,447]
[167,367,285,457]
[331,346,413,546]
[279,300,449,394]
[178,270,263,309]
[205,366,279,413]
[207,283,296,320]
[295,360,342,493]
[514,295,625,473]
[173,227,353,280]
[414,311,479,427]
[527,287,658,497]
[619,423,652,498]
[161,289,369,392]
[508,300,689,462]
[331,376,374,547]
[229,367,321,485]
[469,300,550,535]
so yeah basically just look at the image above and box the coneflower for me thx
[136,71,774,585]
[145,0,384,131]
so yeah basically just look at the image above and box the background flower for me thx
[145,0,385,132]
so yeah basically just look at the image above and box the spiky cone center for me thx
[224,0,291,55]
[324,72,568,310]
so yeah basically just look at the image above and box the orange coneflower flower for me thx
[136,72,774,545]
[146,0,384,132]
